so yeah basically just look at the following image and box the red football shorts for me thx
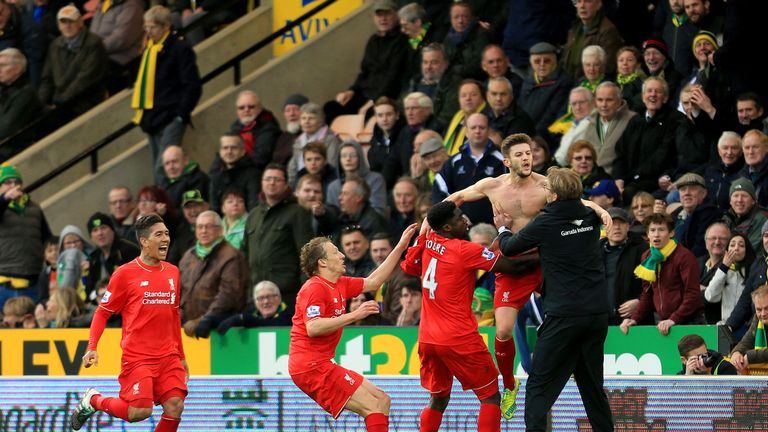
[494,250,542,309]
[291,360,364,418]
[419,335,499,400]
[118,355,188,405]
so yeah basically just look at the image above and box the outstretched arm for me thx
[582,199,612,231]
[445,179,490,206]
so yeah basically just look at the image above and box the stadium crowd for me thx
[2,0,768,362]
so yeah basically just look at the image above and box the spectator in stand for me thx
[739,130,768,207]
[0,0,19,51]
[348,291,391,326]
[704,233,754,326]
[159,145,209,210]
[209,133,260,213]
[698,221,731,323]
[325,141,388,217]
[531,136,556,175]
[106,186,136,241]
[443,79,486,156]
[562,0,623,78]
[367,96,405,175]
[0,163,51,306]
[677,334,737,375]
[131,6,202,184]
[614,76,682,202]
[245,164,313,307]
[293,141,337,194]
[287,102,341,185]
[17,0,58,88]
[684,0,723,35]
[576,45,609,92]
[400,42,459,127]
[398,3,446,83]
[179,210,248,339]
[480,44,523,102]
[384,92,441,186]
[222,90,282,181]
[730,285,768,374]
[675,84,717,174]
[722,178,767,252]
[56,224,93,301]
[659,0,697,77]
[414,134,448,194]
[166,189,208,265]
[34,287,84,328]
[586,179,620,209]
[468,222,498,295]
[85,212,139,301]
[568,140,611,191]
[134,185,178,232]
[615,46,645,111]
[620,212,704,335]
[549,87,593,161]
[519,42,572,138]
[325,0,407,123]
[638,39,682,109]
[2,295,37,328]
[601,207,647,325]
[395,280,422,326]
[731,93,766,137]
[272,93,309,165]
[389,176,418,239]
[317,175,387,244]
[726,221,768,335]
[37,236,58,304]
[442,1,490,81]
[294,174,324,234]
[670,173,722,257]
[482,76,535,141]
[629,191,654,237]
[571,82,636,173]
[433,113,505,225]
[39,5,108,117]
[683,31,728,114]
[215,280,295,333]
[220,187,247,250]
[702,131,744,211]
[0,48,43,158]
[88,0,143,94]
[341,226,376,278]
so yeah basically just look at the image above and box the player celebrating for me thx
[289,223,418,432]
[402,201,531,432]
[446,133,609,418]
[70,214,188,432]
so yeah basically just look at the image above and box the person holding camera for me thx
[677,334,736,375]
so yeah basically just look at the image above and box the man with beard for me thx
[446,133,610,419]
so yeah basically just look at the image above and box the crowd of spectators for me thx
[3,0,768,369]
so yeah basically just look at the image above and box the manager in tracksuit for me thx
[494,167,614,432]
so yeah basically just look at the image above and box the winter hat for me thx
[284,93,309,108]
[0,163,22,184]
[730,178,756,201]
[87,212,115,233]
[642,39,669,59]
[692,30,719,55]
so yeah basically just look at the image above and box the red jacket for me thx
[631,244,704,324]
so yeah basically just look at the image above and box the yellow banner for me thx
[272,0,363,57]
[0,329,210,376]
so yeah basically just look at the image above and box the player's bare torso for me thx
[478,172,548,232]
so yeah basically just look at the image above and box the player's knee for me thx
[495,325,514,340]
[163,397,185,417]
[128,407,153,422]
[428,394,450,412]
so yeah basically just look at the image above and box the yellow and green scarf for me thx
[408,22,430,50]
[132,31,170,124]
[756,320,767,350]
[7,193,29,214]
[443,102,486,156]
[634,239,677,282]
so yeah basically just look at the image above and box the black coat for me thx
[86,237,139,298]
[518,67,572,137]
[160,163,209,210]
[601,236,648,324]
[671,200,723,258]
[700,158,745,211]
[367,117,405,176]
[351,27,409,100]
[482,102,536,138]
[383,115,442,187]
[208,157,260,213]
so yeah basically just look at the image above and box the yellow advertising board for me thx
[0,329,210,376]
[272,0,363,56]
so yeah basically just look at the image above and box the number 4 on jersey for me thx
[423,257,438,299]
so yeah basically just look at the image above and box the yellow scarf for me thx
[443,102,487,156]
[131,31,170,124]
[101,0,112,13]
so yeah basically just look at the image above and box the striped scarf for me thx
[132,31,170,124]
[443,102,486,156]
[635,239,677,282]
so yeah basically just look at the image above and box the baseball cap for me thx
[419,137,444,157]
[585,180,620,199]
[674,173,706,189]
[607,207,630,223]
[57,5,81,21]
[372,0,397,12]
[181,189,204,206]
[284,93,309,108]
[529,42,557,55]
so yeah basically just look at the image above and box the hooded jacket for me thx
[325,141,388,217]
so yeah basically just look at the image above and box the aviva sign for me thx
[273,0,363,56]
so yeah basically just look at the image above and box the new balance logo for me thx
[140,281,149,287]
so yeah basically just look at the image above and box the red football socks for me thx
[91,395,130,421]
[478,403,501,432]
[365,412,388,432]
[494,336,517,390]
[419,407,443,432]
[154,415,181,432]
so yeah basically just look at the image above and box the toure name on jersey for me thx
[424,239,446,255]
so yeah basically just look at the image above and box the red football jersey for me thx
[288,275,364,375]
[99,258,184,364]
[405,232,498,345]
